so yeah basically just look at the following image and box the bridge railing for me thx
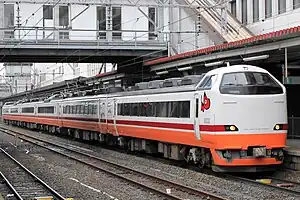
[0,27,166,47]
[288,116,300,139]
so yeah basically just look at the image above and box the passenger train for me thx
[2,64,288,172]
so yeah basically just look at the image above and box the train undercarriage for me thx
[4,119,213,169]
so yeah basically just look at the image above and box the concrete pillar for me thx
[259,0,265,21]
[53,5,59,40]
[273,0,279,16]
[157,0,164,42]
[0,4,4,39]
[247,0,253,24]
[286,0,293,12]
[106,5,112,42]
[236,0,242,22]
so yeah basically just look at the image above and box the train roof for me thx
[3,65,272,106]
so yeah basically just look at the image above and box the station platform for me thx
[284,139,300,170]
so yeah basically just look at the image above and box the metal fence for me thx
[288,116,300,139]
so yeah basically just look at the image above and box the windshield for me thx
[198,74,218,90]
[219,72,283,95]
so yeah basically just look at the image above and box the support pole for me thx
[285,48,288,84]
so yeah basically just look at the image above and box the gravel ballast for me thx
[0,131,163,200]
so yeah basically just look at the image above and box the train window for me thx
[67,105,70,114]
[158,102,168,117]
[92,105,97,114]
[3,109,9,113]
[123,103,130,115]
[10,108,18,113]
[198,75,217,90]
[139,103,147,116]
[130,103,139,116]
[22,107,34,113]
[170,102,180,117]
[63,106,66,114]
[38,106,54,113]
[117,101,190,118]
[145,103,153,117]
[181,101,190,118]
[219,72,283,95]
[117,104,123,115]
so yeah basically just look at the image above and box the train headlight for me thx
[224,125,239,131]
[273,124,287,131]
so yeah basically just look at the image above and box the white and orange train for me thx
[2,64,288,172]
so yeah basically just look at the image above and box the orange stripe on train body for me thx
[3,114,286,148]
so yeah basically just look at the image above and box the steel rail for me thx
[0,147,66,200]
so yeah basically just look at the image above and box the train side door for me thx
[194,93,201,140]
[113,98,118,136]
[106,98,115,135]
[99,99,106,133]
[57,103,62,128]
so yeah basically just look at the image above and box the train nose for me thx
[221,96,287,133]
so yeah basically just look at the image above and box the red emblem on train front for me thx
[201,92,211,112]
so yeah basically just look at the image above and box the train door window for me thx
[80,105,82,114]
[88,104,93,114]
[195,99,199,118]
[67,105,70,114]
[84,105,88,114]
[63,106,66,114]
[117,104,122,115]
[75,105,80,114]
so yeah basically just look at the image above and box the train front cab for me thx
[199,65,287,172]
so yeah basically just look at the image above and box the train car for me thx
[2,64,288,172]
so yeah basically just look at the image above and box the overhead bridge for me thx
[184,0,253,42]
[0,27,167,63]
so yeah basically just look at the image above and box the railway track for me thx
[225,174,300,197]
[0,171,17,200]
[0,126,229,200]
[0,147,66,200]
